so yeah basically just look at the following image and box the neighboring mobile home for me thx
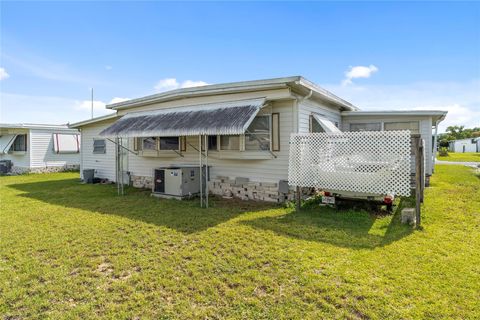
[0,124,81,174]
[70,76,447,202]
[448,138,479,153]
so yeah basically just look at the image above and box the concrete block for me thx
[401,208,416,225]
[235,177,249,185]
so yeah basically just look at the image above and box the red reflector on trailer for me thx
[324,191,331,197]
[383,195,394,204]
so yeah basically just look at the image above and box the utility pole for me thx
[91,88,94,119]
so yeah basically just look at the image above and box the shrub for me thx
[439,147,449,157]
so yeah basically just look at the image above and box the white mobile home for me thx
[448,138,479,153]
[70,76,446,202]
[0,124,81,174]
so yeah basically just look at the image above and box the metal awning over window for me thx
[100,99,265,138]
[312,114,342,133]
[0,134,17,154]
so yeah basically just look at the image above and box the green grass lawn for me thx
[437,152,480,162]
[1,166,479,319]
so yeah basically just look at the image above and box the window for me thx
[245,115,271,151]
[349,123,381,132]
[53,134,80,153]
[310,116,325,133]
[11,134,27,152]
[93,139,106,154]
[384,122,420,134]
[202,135,218,151]
[208,136,217,151]
[143,137,157,150]
[220,135,240,150]
[159,137,179,150]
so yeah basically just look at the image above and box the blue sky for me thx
[1,2,479,131]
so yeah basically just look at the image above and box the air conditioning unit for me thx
[153,166,204,199]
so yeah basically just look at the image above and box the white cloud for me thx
[74,100,107,111]
[154,78,209,92]
[0,67,10,80]
[181,80,209,88]
[342,65,378,86]
[154,78,180,92]
[324,79,480,132]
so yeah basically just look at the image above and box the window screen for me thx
[245,115,271,151]
[310,116,325,133]
[220,135,240,150]
[202,135,218,151]
[143,137,157,150]
[349,123,381,132]
[159,137,179,150]
[93,139,106,154]
[384,122,420,134]
[11,134,27,152]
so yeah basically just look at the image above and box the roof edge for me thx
[105,76,358,112]
[341,110,448,122]
[69,113,119,128]
[0,123,76,130]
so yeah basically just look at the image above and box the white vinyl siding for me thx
[79,120,116,181]
[298,99,342,134]
[126,100,294,183]
[29,129,80,168]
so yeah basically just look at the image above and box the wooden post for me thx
[296,186,301,211]
[420,140,425,203]
[414,137,422,227]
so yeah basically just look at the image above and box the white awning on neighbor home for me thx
[312,114,342,133]
[0,134,17,154]
[99,99,265,138]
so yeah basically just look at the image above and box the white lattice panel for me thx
[288,131,411,196]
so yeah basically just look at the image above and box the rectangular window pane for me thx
[220,135,240,150]
[350,123,381,132]
[384,122,419,134]
[245,116,271,150]
[159,137,179,150]
[12,134,27,151]
[143,137,157,150]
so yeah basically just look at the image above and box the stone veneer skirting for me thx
[8,164,80,175]
[131,174,294,203]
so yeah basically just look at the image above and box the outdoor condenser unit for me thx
[153,166,202,198]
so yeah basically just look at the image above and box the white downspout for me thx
[295,89,313,133]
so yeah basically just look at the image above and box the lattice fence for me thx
[288,131,412,196]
